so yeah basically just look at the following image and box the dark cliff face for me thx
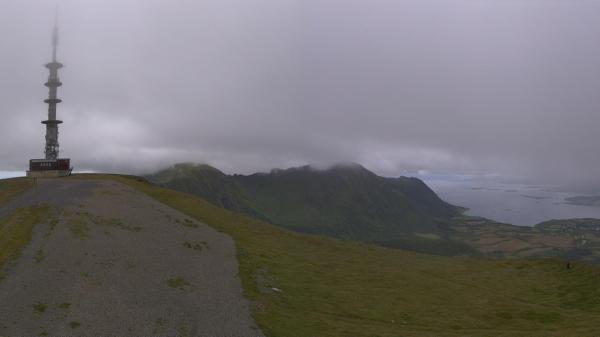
[147,163,463,249]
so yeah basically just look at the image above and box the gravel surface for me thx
[0,178,263,337]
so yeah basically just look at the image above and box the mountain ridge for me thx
[147,163,600,263]
[147,162,467,254]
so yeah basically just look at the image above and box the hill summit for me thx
[147,163,464,251]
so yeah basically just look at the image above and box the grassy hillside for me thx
[82,174,600,336]
[148,163,259,215]
[147,163,465,253]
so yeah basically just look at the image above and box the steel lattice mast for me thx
[27,8,71,178]
[42,17,63,160]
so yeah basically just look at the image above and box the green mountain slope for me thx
[147,163,254,214]
[92,174,600,337]
[147,163,465,251]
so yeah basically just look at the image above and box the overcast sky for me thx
[1,0,599,185]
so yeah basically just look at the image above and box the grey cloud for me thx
[1,0,599,185]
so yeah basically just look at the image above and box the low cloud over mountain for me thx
[2,0,599,187]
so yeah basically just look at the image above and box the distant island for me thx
[522,195,547,200]
[565,195,600,207]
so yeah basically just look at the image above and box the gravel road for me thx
[0,178,263,337]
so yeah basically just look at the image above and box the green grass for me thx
[0,178,46,274]
[0,178,33,206]
[0,206,51,277]
[74,174,600,336]
[167,277,191,291]
[33,302,48,314]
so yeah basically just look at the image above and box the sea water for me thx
[424,178,600,227]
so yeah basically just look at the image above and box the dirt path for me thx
[0,178,263,337]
